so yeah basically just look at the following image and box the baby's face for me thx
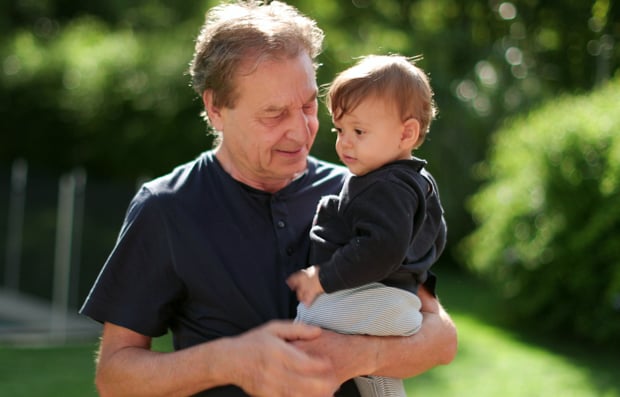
[332,97,414,176]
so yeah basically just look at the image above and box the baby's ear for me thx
[401,118,421,148]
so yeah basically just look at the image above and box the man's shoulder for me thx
[307,156,348,183]
[142,151,213,196]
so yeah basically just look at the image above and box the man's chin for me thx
[278,161,308,181]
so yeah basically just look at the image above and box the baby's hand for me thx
[286,266,324,307]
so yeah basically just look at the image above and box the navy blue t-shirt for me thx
[80,151,349,396]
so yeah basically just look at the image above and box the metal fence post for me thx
[51,169,86,342]
[4,158,28,292]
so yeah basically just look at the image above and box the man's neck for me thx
[214,149,297,193]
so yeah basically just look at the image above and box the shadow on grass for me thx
[435,267,620,396]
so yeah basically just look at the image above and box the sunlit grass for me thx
[0,342,99,397]
[408,313,618,396]
[407,269,620,396]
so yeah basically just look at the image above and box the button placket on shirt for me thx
[270,195,294,259]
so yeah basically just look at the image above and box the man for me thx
[80,2,457,396]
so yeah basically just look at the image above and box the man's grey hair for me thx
[189,0,324,119]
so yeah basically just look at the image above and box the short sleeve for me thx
[80,187,184,337]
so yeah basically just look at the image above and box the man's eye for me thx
[263,112,284,122]
[303,103,316,112]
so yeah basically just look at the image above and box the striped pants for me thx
[295,282,422,397]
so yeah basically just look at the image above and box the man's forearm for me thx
[370,299,458,378]
[96,321,340,397]
[96,328,233,397]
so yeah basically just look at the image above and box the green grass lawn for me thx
[409,270,620,396]
[408,313,619,396]
[1,270,618,396]
[0,342,100,396]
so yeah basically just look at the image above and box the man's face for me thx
[211,53,319,191]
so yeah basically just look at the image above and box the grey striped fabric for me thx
[295,282,422,397]
[354,375,408,397]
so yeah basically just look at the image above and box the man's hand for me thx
[292,328,373,385]
[228,320,340,397]
[95,321,342,397]
[286,265,325,306]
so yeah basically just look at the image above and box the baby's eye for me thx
[331,127,342,134]
[354,129,364,135]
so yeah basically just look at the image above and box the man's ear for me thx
[401,118,421,148]
[202,90,224,131]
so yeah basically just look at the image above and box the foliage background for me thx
[462,77,620,343]
[1,0,619,342]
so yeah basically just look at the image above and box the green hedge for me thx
[461,75,620,343]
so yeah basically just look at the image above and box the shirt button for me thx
[277,220,286,228]
[286,247,294,255]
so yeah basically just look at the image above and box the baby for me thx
[287,54,447,397]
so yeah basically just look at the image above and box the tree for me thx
[1,0,618,262]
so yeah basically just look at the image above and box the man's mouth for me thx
[276,146,306,157]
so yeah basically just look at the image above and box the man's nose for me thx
[286,109,311,141]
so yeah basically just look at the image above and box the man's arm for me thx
[95,320,340,397]
[295,285,457,383]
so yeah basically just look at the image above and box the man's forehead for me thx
[260,90,317,111]
[233,55,317,108]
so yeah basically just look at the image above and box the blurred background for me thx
[0,0,619,396]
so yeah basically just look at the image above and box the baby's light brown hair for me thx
[325,54,437,148]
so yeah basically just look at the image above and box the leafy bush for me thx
[461,75,620,343]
